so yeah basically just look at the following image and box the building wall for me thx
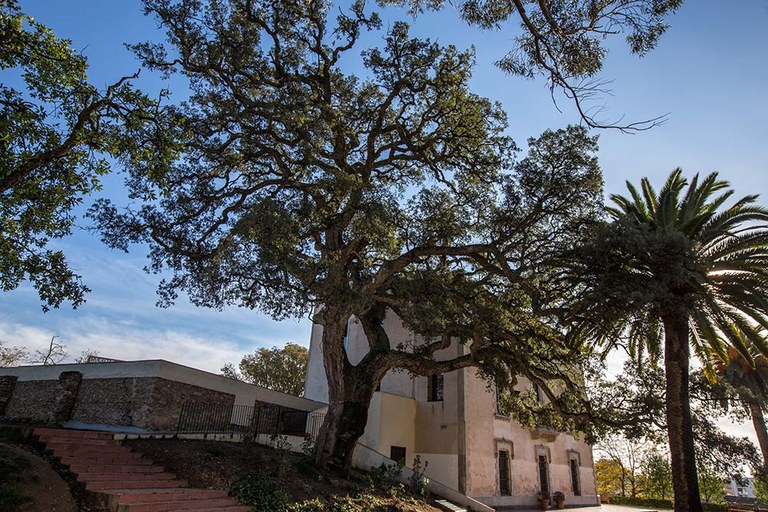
[0,359,325,430]
[464,370,599,508]
[303,310,599,507]
[0,360,324,412]
[360,392,417,461]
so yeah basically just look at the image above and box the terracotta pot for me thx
[538,498,551,510]
[555,498,565,509]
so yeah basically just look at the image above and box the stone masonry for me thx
[53,371,82,424]
[0,375,17,416]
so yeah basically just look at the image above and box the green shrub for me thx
[409,455,429,497]
[288,498,326,511]
[610,496,674,509]
[230,470,289,512]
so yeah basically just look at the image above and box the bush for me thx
[230,470,289,512]
[610,496,674,509]
[609,495,728,512]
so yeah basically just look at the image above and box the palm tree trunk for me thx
[663,312,703,512]
[750,402,768,464]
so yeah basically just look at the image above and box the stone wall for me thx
[147,378,235,430]
[71,377,235,430]
[0,376,17,415]
[4,380,61,423]
[71,378,155,427]
[2,374,235,430]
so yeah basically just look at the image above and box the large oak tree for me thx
[92,0,604,472]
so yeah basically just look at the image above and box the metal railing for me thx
[175,402,317,438]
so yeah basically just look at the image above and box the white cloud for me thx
[1,318,255,374]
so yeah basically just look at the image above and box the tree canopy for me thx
[0,0,153,310]
[92,0,605,471]
[222,343,308,397]
[385,0,684,131]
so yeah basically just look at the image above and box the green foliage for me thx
[367,461,405,495]
[92,0,607,470]
[610,496,673,509]
[408,455,429,497]
[754,467,768,506]
[300,436,315,459]
[638,451,673,500]
[0,446,33,512]
[591,361,760,474]
[574,169,768,511]
[230,470,290,512]
[0,0,154,310]
[385,0,683,131]
[287,498,326,512]
[697,464,725,504]
[222,343,308,396]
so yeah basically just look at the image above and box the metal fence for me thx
[175,402,316,438]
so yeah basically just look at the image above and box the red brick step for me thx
[33,428,249,511]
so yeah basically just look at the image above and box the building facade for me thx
[304,312,600,509]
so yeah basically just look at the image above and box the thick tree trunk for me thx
[314,380,374,473]
[750,402,768,465]
[312,306,377,474]
[663,312,702,512]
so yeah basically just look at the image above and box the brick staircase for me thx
[34,427,252,512]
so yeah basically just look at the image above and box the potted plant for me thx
[552,491,565,509]
[537,491,551,510]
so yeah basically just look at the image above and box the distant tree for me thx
[0,0,154,310]
[595,458,628,499]
[595,435,649,497]
[92,0,604,472]
[385,0,683,132]
[31,336,66,365]
[74,349,101,364]
[639,451,673,500]
[221,343,308,397]
[755,469,768,506]
[0,340,27,367]
[697,464,725,505]
[573,170,768,512]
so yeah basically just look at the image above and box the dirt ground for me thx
[1,442,77,512]
[128,438,443,511]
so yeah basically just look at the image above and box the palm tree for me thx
[711,344,768,465]
[575,169,768,512]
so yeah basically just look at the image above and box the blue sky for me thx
[3,0,768,440]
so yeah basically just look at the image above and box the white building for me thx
[725,477,756,498]
[305,312,599,510]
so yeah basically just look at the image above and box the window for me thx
[343,317,351,349]
[532,382,543,403]
[498,450,511,496]
[428,373,444,402]
[538,454,550,495]
[495,385,506,415]
[390,446,406,464]
[569,453,581,496]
